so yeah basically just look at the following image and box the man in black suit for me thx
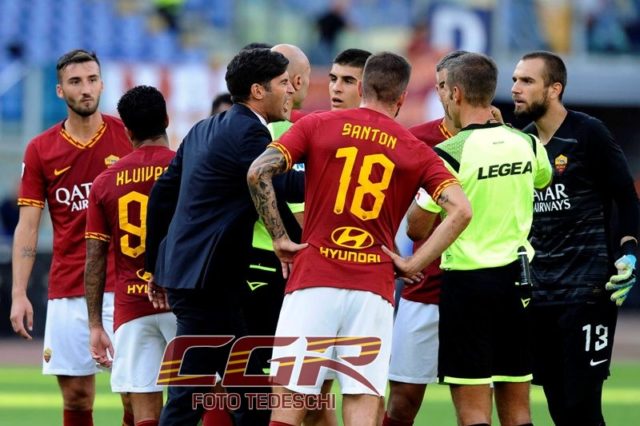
[145,48,303,426]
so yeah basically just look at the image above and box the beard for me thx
[66,96,100,117]
[514,93,549,122]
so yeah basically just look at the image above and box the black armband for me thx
[621,239,638,256]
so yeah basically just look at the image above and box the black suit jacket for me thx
[145,104,303,291]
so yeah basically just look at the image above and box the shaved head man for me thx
[272,44,311,116]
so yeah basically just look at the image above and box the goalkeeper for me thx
[512,51,639,426]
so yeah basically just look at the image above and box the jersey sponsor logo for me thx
[521,297,531,308]
[53,166,71,176]
[533,183,571,213]
[319,246,381,264]
[589,358,608,367]
[247,280,269,291]
[330,226,374,249]
[136,268,152,282]
[554,154,568,175]
[477,161,533,180]
[127,283,148,295]
[55,182,92,212]
[104,154,120,167]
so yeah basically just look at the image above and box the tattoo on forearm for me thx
[20,246,37,259]
[84,240,108,327]
[248,149,289,240]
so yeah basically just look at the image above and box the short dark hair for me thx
[211,92,233,115]
[117,85,168,142]
[56,49,100,81]
[225,48,289,103]
[436,50,469,72]
[333,48,372,69]
[521,50,567,100]
[362,52,411,104]
[242,42,273,50]
[446,53,497,107]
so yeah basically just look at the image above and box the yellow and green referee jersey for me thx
[427,122,552,270]
[251,120,304,251]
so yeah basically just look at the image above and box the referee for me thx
[386,52,552,426]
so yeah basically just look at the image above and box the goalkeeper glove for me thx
[605,254,636,306]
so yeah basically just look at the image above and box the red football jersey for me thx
[271,108,457,303]
[18,115,132,299]
[404,118,453,305]
[86,145,175,330]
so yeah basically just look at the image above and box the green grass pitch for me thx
[0,363,639,425]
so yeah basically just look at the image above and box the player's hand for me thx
[89,326,114,368]
[606,254,636,306]
[381,245,424,284]
[9,294,34,340]
[273,237,308,279]
[147,279,170,310]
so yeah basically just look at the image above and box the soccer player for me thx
[329,48,372,110]
[387,52,552,426]
[512,51,639,426]
[247,51,471,426]
[84,85,176,426]
[9,49,133,426]
[382,50,466,426]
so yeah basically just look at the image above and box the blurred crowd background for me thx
[1,0,640,335]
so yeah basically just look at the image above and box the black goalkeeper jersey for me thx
[525,110,638,305]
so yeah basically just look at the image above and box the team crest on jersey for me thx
[104,154,120,167]
[43,347,52,363]
[554,154,568,175]
[330,226,374,250]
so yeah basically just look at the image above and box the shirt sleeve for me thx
[269,114,315,170]
[420,144,459,203]
[532,134,553,189]
[85,177,111,242]
[585,118,639,240]
[17,142,46,208]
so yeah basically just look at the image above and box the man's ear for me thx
[453,86,462,105]
[56,84,63,99]
[293,74,302,92]
[251,83,265,100]
[357,80,363,97]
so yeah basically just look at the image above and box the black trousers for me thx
[159,287,270,426]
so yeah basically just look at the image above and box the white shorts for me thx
[271,287,393,396]
[42,293,115,376]
[111,312,177,393]
[388,298,439,384]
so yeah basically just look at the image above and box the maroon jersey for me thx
[86,145,175,331]
[18,115,132,299]
[404,118,453,305]
[271,108,457,303]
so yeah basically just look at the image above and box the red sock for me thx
[382,412,413,426]
[122,409,134,426]
[269,422,296,426]
[202,407,233,426]
[63,409,93,426]
[135,421,159,426]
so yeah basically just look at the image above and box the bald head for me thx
[271,44,311,109]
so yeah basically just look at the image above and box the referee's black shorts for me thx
[438,261,533,384]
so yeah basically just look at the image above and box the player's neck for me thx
[135,134,169,149]
[443,116,459,136]
[360,101,398,119]
[64,111,104,145]
[534,103,567,145]
[459,106,495,129]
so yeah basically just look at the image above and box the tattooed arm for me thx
[84,239,113,367]
[10,206,42,339]
[247,147,308,278]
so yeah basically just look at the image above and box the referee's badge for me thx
[554,154,568,175]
